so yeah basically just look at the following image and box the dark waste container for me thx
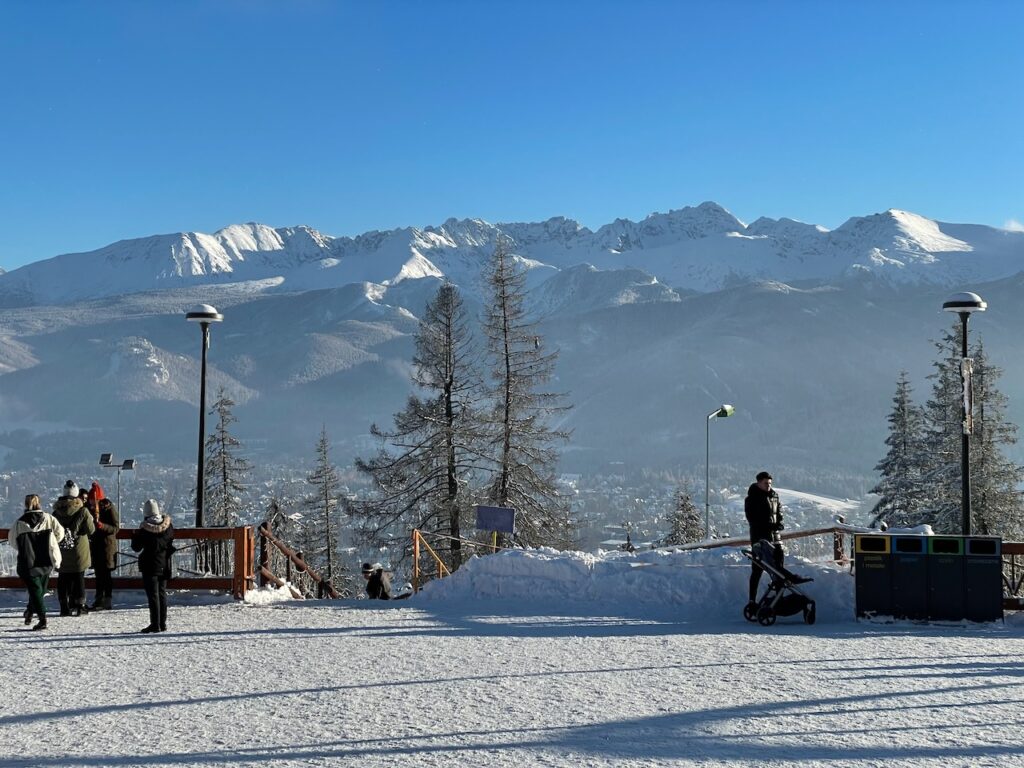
[964,537,1003,622]
[855,534,892,618]
[927,537,965,621]
[891,536,928,620]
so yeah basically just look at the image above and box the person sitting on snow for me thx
[361,562,391,600]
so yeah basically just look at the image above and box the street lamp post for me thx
[705,404,735,540]
[99,453,136,511]
[942,291,986,536]
[186,304,223,528]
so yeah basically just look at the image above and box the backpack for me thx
[16,530,53,577]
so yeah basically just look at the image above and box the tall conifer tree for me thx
[203,387,251,527]
[870,372,927,528]
[968,342,1024,538]
[348,283,487,570]
[482,238,572,548]
[306,425,341,582]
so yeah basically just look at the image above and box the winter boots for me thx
[90,596,112,611]
[23,607,32,626]
[31,617,47,631]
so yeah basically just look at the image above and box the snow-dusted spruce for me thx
[920,325,966,532]
[348,283,489,570]
[203,387,251,528]
[304,426,343,585]
[660,482,703,545]
[870,372,927,529]
[969,342,1024,538]
[483,239,572,549]
[919,325,1023,535]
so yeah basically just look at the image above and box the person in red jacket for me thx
[87,482,120,611]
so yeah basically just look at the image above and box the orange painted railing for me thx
[411,529,452,593]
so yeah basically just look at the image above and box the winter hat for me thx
[143,499,162,525]
[88,482,105,504]
[63,480,79,499]
[361,562,373,575]
[755,471,773,482]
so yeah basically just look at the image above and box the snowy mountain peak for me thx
[0,203,1017,307]
[835,209,972,255]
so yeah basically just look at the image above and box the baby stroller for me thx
[742,540,816,626]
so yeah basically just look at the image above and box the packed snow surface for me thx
[2,545,1022,767]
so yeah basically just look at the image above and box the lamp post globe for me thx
[186,304,223,528]
[942,292,986,536]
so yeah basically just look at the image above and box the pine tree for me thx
[348,283,487,570]
[662,484,703,545]
[869,372,927,528]
[203,387,251,527]
[921,325,1024,535]
[306,425,342,582]
[969,342,1024,538]
[482,238,573,548]
[920,325,965,533]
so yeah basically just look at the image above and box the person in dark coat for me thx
[745,471,787,607]
[87,482,120,611]
[361,562,391,600]
[53,480,96,616]
[131,499,174,633]
[744,471,810,608]
[12,494,66,631]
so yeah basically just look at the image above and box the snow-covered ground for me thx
[2,545,1022,767]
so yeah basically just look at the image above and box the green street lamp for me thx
[942,291,986,535]
[705,404,735,540]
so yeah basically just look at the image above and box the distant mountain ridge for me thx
[2,203,1022,307]
[1,202,1024,486]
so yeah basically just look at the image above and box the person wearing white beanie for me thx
[53,480,94,616]
[131,499,174,633]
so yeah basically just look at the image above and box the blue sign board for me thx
[475,505,516,534]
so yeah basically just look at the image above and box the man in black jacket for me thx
[745,471,785,608]
[744,471,810,608]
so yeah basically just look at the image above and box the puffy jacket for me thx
[89,499,121,570]
[53,496,96,573]
[744,483,784,545]
[366,569,391,600]
[12,509,65,578]
[131,516,175,577]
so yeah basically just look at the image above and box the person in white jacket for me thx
[12,494,65,631]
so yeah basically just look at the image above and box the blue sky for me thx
[1,0,1021,270]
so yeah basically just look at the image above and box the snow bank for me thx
[415,545,855,624]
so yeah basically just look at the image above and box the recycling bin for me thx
[964,537,1003,622]
[927,537,965,621]
[854,534,892,618]
[891,536,928,620]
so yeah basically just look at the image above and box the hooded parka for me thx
[53,496,96,573]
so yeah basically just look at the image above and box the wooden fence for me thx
[0,526,256,599]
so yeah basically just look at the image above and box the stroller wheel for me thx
[804,603,816,625]
[743,602,758,622]
[757,608,776,626]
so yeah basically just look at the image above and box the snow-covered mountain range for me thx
[0,202,1022,486]
[2,203,1022,307]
